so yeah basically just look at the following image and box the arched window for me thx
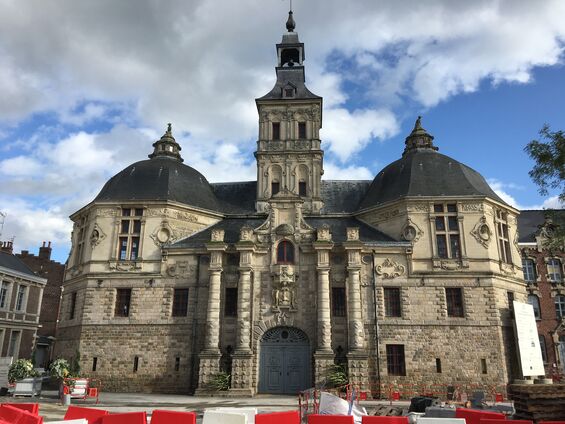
[277,240,294,264]
[528,294,541,319]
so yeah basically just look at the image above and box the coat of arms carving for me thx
[272,266,298,311]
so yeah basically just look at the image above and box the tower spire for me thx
[286,8,295,32]
[403,116,438,155]
[148,123,184,162]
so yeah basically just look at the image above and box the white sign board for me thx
[513,301,545,377]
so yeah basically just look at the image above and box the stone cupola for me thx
[148,123,183,162]
[403,116,438,156]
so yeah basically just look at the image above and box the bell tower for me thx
[255,10,324,214]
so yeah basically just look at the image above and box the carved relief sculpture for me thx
[375,258,406,279]
[401,218,424,243]
[272,266,298,311]
[470,216,492,248]
[90,223,106,248]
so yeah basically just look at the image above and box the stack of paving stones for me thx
[508,384,565,421]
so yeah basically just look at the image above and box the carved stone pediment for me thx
[271,265,297,312]
[375,258,406,279]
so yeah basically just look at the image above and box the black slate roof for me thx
[320,180,371,213]
[0,251,37,277]
[359,149,505,209]
[517,209,565,243]
[94,157,220,212]
[170,216,395,249]
[212,181,257,214]
[257,66,322,101]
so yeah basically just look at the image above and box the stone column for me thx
[313,225,335,385]
[230,227,255,395]
[196,229,226,394]
[344,227,370,392]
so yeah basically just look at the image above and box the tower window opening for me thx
[271,181,280,195]
[272,122,280,140]
[277,240,295,264]
[281,48,299,66]
[298,122,306,139]
[299,181,307,196]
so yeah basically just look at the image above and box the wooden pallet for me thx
[508,384,565,421]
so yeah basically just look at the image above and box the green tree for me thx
[524,124,565,248]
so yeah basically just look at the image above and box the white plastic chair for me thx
[203,409,248,424]
[212,407,257,424]
[417,418,466,424]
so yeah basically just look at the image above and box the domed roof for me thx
[359,118,505,209]
[94,125,220,212]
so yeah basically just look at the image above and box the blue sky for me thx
[0,0,563,263]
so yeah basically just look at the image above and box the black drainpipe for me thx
[371,251,382,399]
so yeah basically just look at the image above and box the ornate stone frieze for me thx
[346,227,360,241]
[108,261,142,272]
[375,258,406,279]
[146,208,198,223]
[461,203,484,212]
[408,203,429,213]
[272,266,297,311]
[377,209,400,221]
[470,216,492,248]
[166,261,197,278]
[401,218,424,243]
[90,223,106,248]
[96,208,116,218]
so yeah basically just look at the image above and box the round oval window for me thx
[281,330,289,339]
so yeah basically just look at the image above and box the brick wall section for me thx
[520,246,565,373]
[17,244,65,337]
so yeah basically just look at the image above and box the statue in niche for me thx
[272,266,297,311]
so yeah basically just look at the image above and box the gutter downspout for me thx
[371,252,382,399]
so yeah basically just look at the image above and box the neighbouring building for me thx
[17,242,65,368]
[518,210,565,378]
[0,242,47,360]
[55,12,529,395]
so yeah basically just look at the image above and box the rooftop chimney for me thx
[0,241,13,254]
[39,241,52,260]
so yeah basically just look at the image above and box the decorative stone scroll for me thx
[375,258,406,279]
[470,216,492,248]
[272,266,298,311]
[108,261,142,272]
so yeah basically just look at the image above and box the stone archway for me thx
[258,326,311,394]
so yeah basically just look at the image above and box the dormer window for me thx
[282,83,296,99]
[285,88,294,98]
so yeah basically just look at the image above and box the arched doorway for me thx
[258,326,311,394]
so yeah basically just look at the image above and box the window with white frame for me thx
[15,285,26,311]
[528,294,541,319]
[7,330,20,358]
[495,209,512,264]
[547,258,563,282]
[118,208,143,261]
[555,295,565,319]
[522,258,537,283]
[0,281,9,309]
[434,203,461,259]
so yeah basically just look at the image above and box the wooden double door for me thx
[258,327,310,394]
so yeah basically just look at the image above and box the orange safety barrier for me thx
[100,411,147,424]
[64,405,109,423]
[0,403,39,415]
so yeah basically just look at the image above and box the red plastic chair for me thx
[308,415,355,424]
[1,403,39,415]
[151,410,196,424]
[255,411,301,424]
[64,405,110,424]
[0,404,24,423]
[363,418,409,424]
[481,420,532,424]
[100,411,147,424]
[456,408,506,424]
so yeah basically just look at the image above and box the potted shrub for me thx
[49,358,71,399]
[207,371,230,391]
[8,359,42,396]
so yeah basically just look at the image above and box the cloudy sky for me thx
[0,0,564,263]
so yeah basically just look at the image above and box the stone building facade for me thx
[518,210,565,378]
[0,242,47,360]
[55,13,529,395]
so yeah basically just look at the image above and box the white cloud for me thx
[488,179,564,210]
[323,162,373,180]
[322,108,399,161]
